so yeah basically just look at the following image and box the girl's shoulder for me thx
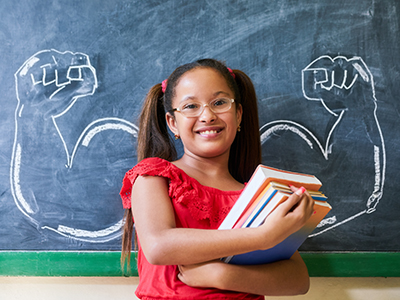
[127,157,176,177]
[120,157,198,206]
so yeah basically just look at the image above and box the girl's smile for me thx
[196,126,223,138]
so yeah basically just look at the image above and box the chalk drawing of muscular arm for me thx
[260,56,386,236]
[11,49,138,243]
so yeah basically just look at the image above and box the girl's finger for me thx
[295,186,306,196]
[295,190,315,218]
[275,186,306,215]
[289,184,299,193]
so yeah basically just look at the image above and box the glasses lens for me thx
[179,102,201,117]
[210,98,232,113]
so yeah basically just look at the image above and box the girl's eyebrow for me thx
[213,91,231,97]
[180,91,231,102]
[180,96,197,102]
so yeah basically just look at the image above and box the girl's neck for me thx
[173,153,243,191]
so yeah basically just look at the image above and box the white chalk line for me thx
[309,210,367,237]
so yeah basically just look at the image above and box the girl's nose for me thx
[198,105,216,122]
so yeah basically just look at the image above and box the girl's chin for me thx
[186,146,230,159]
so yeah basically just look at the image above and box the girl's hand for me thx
[259,186,315,250]
[178,260,225,288]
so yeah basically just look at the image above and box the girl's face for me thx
[166,67,242,160]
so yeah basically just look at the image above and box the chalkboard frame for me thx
[0,252,398,277]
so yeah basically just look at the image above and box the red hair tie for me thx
[227,67,236,79]
[161,79,168,93]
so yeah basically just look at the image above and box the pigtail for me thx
[121,83,177,273]
[121,208,134,273]
[137,83,177,162]
[229,69,261,183]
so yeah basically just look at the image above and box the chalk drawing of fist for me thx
[11,49,137,244]
[15,49,97,117]
[302,55,378,116]
[260,56,386,237]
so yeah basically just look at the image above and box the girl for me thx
[121,59,314,299]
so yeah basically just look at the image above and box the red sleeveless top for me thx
[120,157,263,300]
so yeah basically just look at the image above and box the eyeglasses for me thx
[171,98,235,118]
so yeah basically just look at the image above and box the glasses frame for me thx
[170,98,235,118]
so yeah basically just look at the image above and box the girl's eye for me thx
[182,103,200,110]
[213,98,229,107]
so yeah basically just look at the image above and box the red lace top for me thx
[120,157,264,300]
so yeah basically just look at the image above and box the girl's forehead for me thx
[174,68,231,97]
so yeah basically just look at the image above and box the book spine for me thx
[243,190,277,228]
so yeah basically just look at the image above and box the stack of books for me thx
[219,165,331,265]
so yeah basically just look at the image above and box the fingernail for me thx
[295,186,306,195]
[313,211,317,215]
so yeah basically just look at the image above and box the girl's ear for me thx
[166,112,179,136]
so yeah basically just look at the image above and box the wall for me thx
[0,277,399,300]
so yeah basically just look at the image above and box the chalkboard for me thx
[0,0,399,276]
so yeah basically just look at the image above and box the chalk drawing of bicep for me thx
[41,118,139,242]
[11,49,138,243]
[260,55,386,237]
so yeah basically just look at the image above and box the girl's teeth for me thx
[201,130,217,134]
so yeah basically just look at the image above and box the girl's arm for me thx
[131,175,314,266]
[178,251,310,296]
